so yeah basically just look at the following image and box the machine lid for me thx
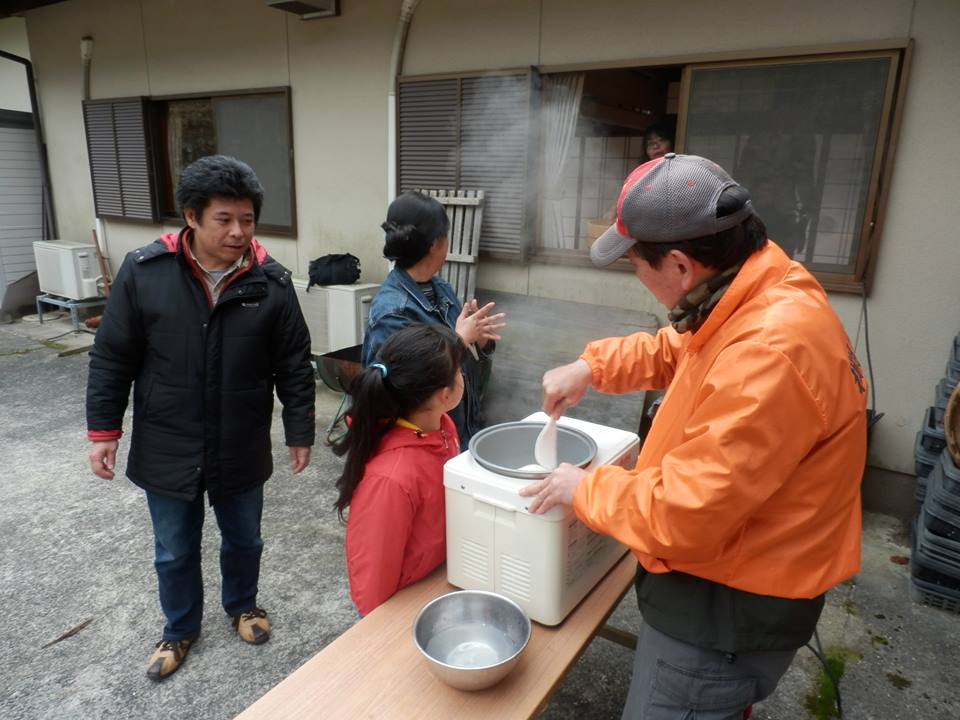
[468,421,598,479]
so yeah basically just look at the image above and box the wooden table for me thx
[235,554,638,720]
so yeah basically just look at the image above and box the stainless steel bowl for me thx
[413,590,531,691]
[468,420,598,479]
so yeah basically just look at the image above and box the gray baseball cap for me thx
[590,153,755,267]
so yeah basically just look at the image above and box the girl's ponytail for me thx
[332,364,400,521]
[332,323,466,521]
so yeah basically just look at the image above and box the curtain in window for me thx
[540,73,584,250]
[167,109,185,187]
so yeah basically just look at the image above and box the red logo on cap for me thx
[615,157,665,237]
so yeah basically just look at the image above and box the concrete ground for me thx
[2,316,959,720]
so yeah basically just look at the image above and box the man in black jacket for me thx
[86,155,315,681]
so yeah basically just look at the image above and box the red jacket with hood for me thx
[346,414,459,615]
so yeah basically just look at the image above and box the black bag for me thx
[307,253,361,290]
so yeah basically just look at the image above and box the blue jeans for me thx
[145,484,265,641]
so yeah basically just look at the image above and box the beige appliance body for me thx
[444,413,639,625]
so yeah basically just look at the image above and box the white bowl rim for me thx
[412,590,532,671]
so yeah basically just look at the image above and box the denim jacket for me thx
[361,267,493,446]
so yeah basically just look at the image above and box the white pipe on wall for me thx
[386,0,420,205]
[80,35,109,261]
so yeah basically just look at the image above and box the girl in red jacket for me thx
[333,323,467,615]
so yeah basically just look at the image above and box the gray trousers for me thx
[622,622,797,720]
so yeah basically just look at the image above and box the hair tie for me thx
[370,363,388,379]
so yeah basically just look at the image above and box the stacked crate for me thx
[912,333,960,612]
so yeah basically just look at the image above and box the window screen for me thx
[213,94,293,229]
[684,58,891,274]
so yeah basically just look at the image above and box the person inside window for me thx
[643,123,674,161]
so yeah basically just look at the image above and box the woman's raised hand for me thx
[456,299,506,349]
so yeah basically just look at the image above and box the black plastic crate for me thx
[935,378,953,412]
[945,372,959,395]
[920,405,946,454]
[928,484,960,516]
[910,576,960,614]
[911,522,960,615]
[925,500,960,543]
[914,431,937,477]
[936,449,960,498]
[948,360,960,385]
[916,508,960,567]
[926,456,948,497]
[924,459,960,517]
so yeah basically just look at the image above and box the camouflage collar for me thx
[668,262,743,334]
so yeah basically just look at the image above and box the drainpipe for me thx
[386,0,420,204]
[79,36,108,257]
[0,49,57,240]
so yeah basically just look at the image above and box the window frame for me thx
[83,86,297,237]
[676,49,910,294]
[531,39,912,294]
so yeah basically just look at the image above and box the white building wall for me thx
[20,0,960,474]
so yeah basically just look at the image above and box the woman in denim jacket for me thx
[361,192,505,446]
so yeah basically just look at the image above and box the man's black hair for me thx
[631,186,768,270]
[175,155,264,223]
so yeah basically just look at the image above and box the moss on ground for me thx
[887,671,912,690]
[804,647,861,720]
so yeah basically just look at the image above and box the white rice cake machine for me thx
[444,412,639,625]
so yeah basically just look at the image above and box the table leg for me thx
[36,296,44,325]
[597,624,638,650]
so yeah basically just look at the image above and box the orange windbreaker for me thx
[574,242,867,599]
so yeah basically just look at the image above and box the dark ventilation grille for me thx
[459,75,530,256]
[398,79,458,193]
[82,98,157,222]
[397,73,533,257]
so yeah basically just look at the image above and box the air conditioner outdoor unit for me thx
[32,241,101,301]
[292,279,379,356]
[266,0,340,19]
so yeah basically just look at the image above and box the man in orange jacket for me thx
[520,153,867,719]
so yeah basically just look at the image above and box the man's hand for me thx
[289,446,311,474]
[542,359,593,418]
[89,440,118,480]
[518,463,588,514]
[455,299,506,349]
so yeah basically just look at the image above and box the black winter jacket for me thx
[86,231,315,501]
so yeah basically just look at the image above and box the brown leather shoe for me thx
[232,608,270,645]
[145,637,195,682]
